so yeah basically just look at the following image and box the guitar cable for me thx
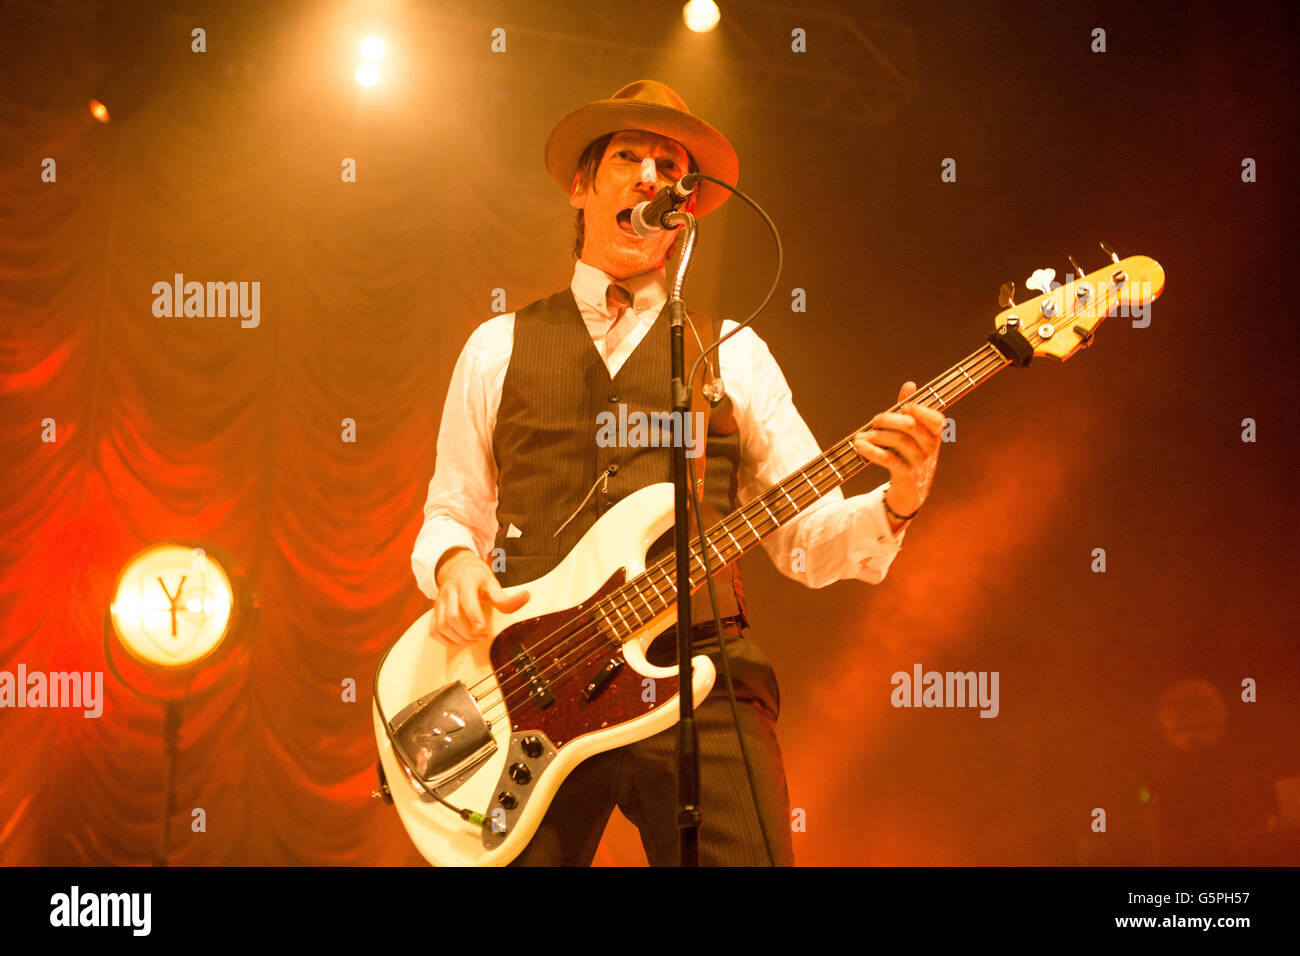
[682,173,783,867]
[370,649,492,828]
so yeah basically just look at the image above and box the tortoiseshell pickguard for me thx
[487,570,680,748]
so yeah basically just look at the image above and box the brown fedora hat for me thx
[545,80,738,217]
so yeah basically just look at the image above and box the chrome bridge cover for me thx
[388,681,496,793]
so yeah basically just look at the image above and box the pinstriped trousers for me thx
[509,627,795,867]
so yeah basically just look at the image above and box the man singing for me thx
[412,80,942,865]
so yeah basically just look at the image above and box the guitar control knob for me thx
[497,792,518,810]
[509,762,532,785]
[521,735,544,758]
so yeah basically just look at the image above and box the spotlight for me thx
[109,543,235,669]
[89,98,110,123]
[104,542,255,865]
[356,63,381,87]
[683,0,721,33]
[361,36,386,61]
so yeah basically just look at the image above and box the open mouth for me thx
[616,208,637,234]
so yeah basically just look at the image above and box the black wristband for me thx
[883,486,921,522]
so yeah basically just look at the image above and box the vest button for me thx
[607,392,620,403]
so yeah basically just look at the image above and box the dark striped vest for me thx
[490,287,747,626]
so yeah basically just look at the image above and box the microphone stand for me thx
[664,207,702,866]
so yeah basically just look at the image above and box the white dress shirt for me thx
[412,259,908,601]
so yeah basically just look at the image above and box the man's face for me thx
[569,130,694,279]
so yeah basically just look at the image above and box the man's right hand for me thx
[428,548,530,647]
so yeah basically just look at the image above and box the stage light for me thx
[89,98,110,123]
[108,543,234,669]
[361,36,386,61]
[683,0,721,33]
[103,542,255,865]
[356,63,380,87]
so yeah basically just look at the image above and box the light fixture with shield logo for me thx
[104,541,256,865]
[109,543,238,670]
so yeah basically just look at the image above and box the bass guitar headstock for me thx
[992,244,1165,363]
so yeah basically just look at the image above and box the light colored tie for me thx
[604,283,635,357]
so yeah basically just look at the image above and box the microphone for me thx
[630,173,700,237]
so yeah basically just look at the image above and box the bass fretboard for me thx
[587,340,1014,641]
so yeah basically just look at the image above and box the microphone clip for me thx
[630,173,700,237]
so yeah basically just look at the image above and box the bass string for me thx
[473,344,1013,717]
[472,345,1014,719]
[466,340,1011,703]
[476,273,1128,713]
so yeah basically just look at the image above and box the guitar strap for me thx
[682,308,739,513]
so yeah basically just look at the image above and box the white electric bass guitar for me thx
[373,251,1165,866]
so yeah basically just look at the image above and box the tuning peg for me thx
[998,281,1016,308]
[1026,268,1056,296]
[1027,269,1058,318]
[1066,254,1093,302]
[1099,241,1127,286]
